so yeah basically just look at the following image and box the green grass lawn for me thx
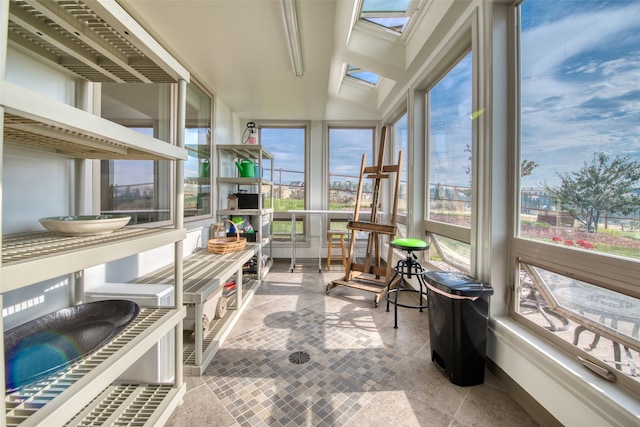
[269,198,640,260]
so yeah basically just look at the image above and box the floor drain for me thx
[288,351,310,364]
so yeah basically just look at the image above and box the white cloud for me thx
[520,2,640,187]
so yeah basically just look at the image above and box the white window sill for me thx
[489,316,640,426]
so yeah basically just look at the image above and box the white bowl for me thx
[39,215,131,236]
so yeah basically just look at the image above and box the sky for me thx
[260,127,375,186]
[111,127,208,186]
[362,0,411,13]
[519,0,640,188]
[259,128,306,185]
[428,0,640,189]
[429,52,473,188]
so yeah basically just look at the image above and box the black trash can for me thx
[424,271,494,386]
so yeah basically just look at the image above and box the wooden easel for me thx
[326,126,402,306]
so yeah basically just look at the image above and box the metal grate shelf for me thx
[3,228,157,263]
[132,246,258,303]
[1,81,188,161]
[64,384,184,427]
[4,308,185,426]
[131,247,260,374]
[1,227,186,293]
[215,144,274,161]
[3,113,171,160]
[7,0,188,83]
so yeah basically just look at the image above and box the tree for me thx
[521,159,538,177]
[544,153,640,233]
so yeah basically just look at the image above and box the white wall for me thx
[2,147,72,234]
[214,97,237,144]
[2,49,80,329]
[5,48,76,104]
[83,229,205,289]
[3,47,77,234]
[2,276,72,330]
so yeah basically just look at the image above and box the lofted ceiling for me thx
[117,0,460,122]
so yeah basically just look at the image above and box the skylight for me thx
[346,65,380,86]
[359,0,414,34]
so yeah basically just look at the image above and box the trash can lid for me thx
[424,271,494,297]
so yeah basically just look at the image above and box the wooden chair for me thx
[326,229,347,270]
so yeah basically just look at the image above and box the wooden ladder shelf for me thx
[326,126,403,306]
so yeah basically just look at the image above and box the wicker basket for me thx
[207,220,247,254]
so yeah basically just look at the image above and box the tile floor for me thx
[165,261,539,426]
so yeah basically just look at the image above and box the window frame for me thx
[357,0,426,37]
[390,111,408,235]
[511,0,640,393]
[96,82,176,227]
[511,0,640,306]
[423,48,474,273]
[345,65,380,86]
[326,124,377,245]
[183,78,214,222]
[257,123,308,241]
[327,125,376,211]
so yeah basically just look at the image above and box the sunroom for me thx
[1,0,639,425]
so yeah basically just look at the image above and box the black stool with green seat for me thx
[385,238,429,329]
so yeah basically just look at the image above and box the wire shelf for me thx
[8,0,185,83]
[4,308,181,426]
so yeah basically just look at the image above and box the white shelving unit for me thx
[216,144,275,278]
[1,0,190,425]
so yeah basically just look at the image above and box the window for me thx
[392,113,408,236]
[259,126,306,240]
[346,65,380,86]
[100,83,173,224]
[515,0,640,391]
[425,51,473,273]
[184,81,212,219]
[359,0,418,35]
[329,127,374,210]
[328,127,375,239]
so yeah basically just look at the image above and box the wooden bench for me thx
[536,210,575,227]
